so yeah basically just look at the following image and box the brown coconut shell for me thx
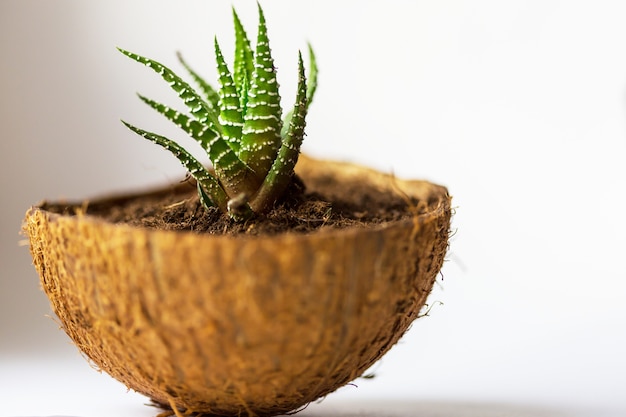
[24,156,452,417]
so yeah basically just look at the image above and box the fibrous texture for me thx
[24,156,451,417]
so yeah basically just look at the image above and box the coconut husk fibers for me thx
[24,156,452,417]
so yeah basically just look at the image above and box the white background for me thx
[1,1,625,416]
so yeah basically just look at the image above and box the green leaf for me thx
[239,3,283,178]
[196,181,214,211]
[137,94,218,151]
[305,43,319,109]
[281,43,318,137]
[238,69,250,120]
[119,4,318,220]
[121,120,229,212]
[251,51,308,213]
[176,51,220,111]
[137,94,259,197]
[232,7,255,99]
[214,38,244,152]
[118,47,221,133]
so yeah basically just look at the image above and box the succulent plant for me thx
[119,3,317,221]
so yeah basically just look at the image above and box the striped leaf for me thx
[119,4,317,220]
[238,3,283,178]
[281,43,318,138]
[176,52,220,111]
[214,38,244,152]
[137,94,258,197]
[121,121,228,212]
[251,52,308,213]
[118,48,221,132]
[232,7,254,103]
[137,94,218,151]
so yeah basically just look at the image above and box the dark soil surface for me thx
[42,175,425,236]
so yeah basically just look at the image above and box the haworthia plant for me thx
[120,3,317,221]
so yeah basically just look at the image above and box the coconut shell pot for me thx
[24,155,451,417]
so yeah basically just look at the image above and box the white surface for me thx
[1,355,620,417]
[2,1,626,416]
